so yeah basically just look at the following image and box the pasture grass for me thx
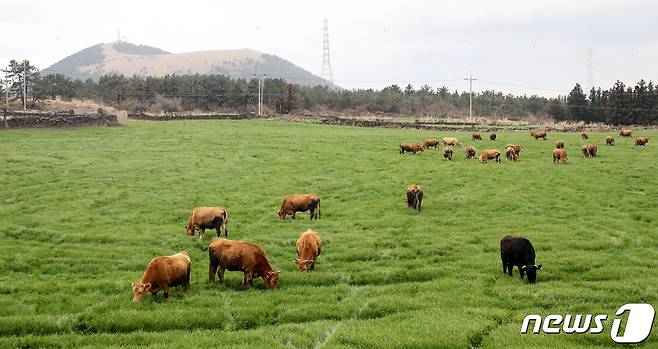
[0,120,656,348]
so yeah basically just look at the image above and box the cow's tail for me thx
[223,210,229,237]
[317,198,321,219]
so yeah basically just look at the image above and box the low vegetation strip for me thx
[2,111,119,128]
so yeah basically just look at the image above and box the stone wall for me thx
[2,111,119,129]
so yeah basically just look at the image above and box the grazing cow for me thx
[423,138,440,149]
[500,235,542,284]
[400,143,425,154]
[490,132,497,141]
[553,148,568,164]
[472,132,482,140]
[581,131,589,140]
[620,129,632,137]
[581,144,598,157]
[443,147,453,160]
[464,146,476,159]
[208,239,280,290]
[505,146,517,161]
[132,251,191,301]
[185,207,228,239]
[504,144,523,157]
[479,149,501,163]
[406,184,423,212]
[441,137,463,147]
[555,139,565,149]
[277,194,320,220]
[294,229,321,272]
[635,137,649,146]
[605,136,615,145]
[530,130,547,140]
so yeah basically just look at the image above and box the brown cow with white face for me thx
[553,148,568,164]
[406,184,423,212]
[620,129,632,137]
[294,229,322,272]
[443,147,453,160]
[635,137,649,146]
[208,239,280,290]
[132,251,191,302]
[479,149,501,163]
[277,194,320,220]
[400,143,425,154]
[581,144,598,157]
[555,140,565,149]
[605,136,615,145]
[185,207,228,239]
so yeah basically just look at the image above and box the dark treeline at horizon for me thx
[2,59,657,125]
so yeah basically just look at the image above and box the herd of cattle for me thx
[131,129,650,301]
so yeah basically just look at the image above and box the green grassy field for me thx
[0,120,656,348]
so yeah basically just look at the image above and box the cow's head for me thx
[264,271,281,290]
[131,282,152,302]
[184,225,195,236]
[521,264,542,283]
[277,210,285,220]
[293,258,314,272]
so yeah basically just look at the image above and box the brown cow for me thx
[505,144,523,156]
[400,143,425,154]
[581,131,589,140]
[620,129,632,137]
[553,148,568,164]
[277,194,320,220]
[441,137,463,147]
[635,137,649,146]
[132,251,191,302]
[185,207,228,239]
[479,149,501,163]
[505,146,517,161]
[406,184,423,212]
[555,139,565,149]
[490,132,497,141]
[530,130,547,140]
[581,144,597,157]
[472,132,482,140]
[605,136,615,145]
[294,229,321,272]
[208,239,280,290]
[464,146,476,159]
[443,147,453,160]
[423,138,440,149]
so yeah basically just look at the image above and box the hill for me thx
[43,41,334,87]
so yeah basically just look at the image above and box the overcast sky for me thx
[1,0,657,96]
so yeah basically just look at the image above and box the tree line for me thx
[2,59,657,124]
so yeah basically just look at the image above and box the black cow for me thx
[500,235,542,283]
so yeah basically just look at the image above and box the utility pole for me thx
[321,19,334,85]
[464,71,477,119]
[23,62,27,111]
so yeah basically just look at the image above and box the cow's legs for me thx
[507,264,513,276]
[163,285,170,299]
[199,228,206,239]
[519,267,525,279]
[219,267,225,286]
[183,268,190,292]
[209,262,219,284]
[292,212,296,219]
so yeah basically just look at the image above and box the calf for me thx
[635,137,649,146]
[555,140,565,149]
[132,251,191,301]
[208,239,280,290]
[464,146,476,159]
[400,143,425,154]
[472,132,482,140]
[605,136,615,145]
[277,194,320,220]
[423,138,440,149]
[185,207,228,239]
[406,184,423,212]
[505,146,517,161]
[490,132,497,141]
[553,148,568,164]
[443,146,453,160]
[500,235,542,284]
[479,149,501,163]
[294,229,322,272]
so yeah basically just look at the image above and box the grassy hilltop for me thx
[0,120,656,348]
